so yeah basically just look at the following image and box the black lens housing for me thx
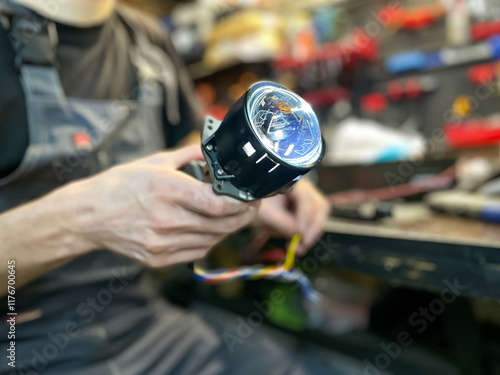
[201,82,325,201]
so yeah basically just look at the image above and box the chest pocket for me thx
[93,82,166,169]
[18,65,166,185]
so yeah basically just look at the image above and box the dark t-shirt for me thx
[0,9,200,178]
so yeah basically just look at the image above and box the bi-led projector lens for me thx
[201,81,324,201]
[246,84,323,168]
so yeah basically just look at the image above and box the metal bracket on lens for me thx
[201,116,256,202]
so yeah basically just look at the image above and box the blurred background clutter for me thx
[124,0,500,374]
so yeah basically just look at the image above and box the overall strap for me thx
[116,5,181,125]
[0,0,65,102]
[0,0,59,69]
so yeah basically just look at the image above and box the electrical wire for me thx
[193,233,320,301]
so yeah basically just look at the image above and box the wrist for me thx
[0,201,89,271]
[43,180,99,257]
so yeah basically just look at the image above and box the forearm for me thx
[0,185,93,297]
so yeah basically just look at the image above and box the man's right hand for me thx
[52,145,259,267]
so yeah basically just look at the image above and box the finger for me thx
[294,194,315,239]
[300,199,329,253]
[296,243,309,256]
[291,180,326,241]
[313,203,329,238]
[257,203,297,238]
[145,232,224,254]
[146,145,204,168]
[146,248,209,268]
[148,179,259,232]
[193,205,258,234]
[174,176,258,217]
[169,145,205,169]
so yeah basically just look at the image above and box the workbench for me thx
[320,204,499,374]
[323,204,500,300]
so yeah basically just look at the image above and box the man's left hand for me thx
[256,179,330,255]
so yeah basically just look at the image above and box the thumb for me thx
[169,145,205,168]
[146,145,204,168]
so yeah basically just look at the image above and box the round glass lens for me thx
[246,83,322,168]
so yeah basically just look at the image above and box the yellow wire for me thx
[283,233,301,270]
[248,265,277,280]
[193,266,206,275]
[194,232,302,279]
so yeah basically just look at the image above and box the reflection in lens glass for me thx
[247,84,322,168]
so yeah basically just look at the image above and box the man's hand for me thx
[0,145,258,296]
[56,145,259,267]
[256,178,329,255]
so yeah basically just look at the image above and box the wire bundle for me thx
[193,233,320,301]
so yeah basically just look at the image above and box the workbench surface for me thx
[322,204,500,299]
